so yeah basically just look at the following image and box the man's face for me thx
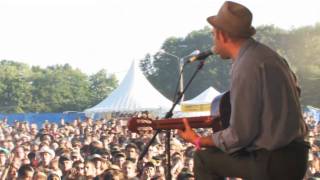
[61,160,73,171]
[155,166,165,177]
[143,166,155,178]
[12,157,21,169]
[123,162,136,177]
[51,124,58,131]
[75,163,85,176]
[115,156,126,168]
[21,170,34,180]
[185,159,194,171]
[30,126,38,135]
[0,153,6,165]
[126,147,138,159]
[41,152,52,164]
[84,162,96,177]
[94,160,102,171]
[148,146,157,157]
[31,144,39,152]
[211,28,230,60]
[16,147,25,159]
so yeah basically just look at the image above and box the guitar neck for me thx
[153,116,222,131]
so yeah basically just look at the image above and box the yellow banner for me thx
[181,103,211,112]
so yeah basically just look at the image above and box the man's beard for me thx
[212,46,230,60]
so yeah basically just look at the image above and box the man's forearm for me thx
[198,136,215,147]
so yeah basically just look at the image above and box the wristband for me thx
[194,137,201,150]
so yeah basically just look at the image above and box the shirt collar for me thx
[237,38,255,61]
[230,38,255,75]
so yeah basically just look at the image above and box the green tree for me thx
[141,27,230,101]
[88,69,118,107]
[31,64,91,112]
[0,60,33,113]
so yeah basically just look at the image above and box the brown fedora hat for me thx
[207,1,256,38]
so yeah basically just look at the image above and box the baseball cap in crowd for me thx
[110,145,121,153]
[114,152,126,159]
[59,155,72,164]
[88,154,108,162]
[0,148,9,156]
[38,146,55,158]
[125,143,139,151]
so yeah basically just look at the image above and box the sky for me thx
[0,0,319,81]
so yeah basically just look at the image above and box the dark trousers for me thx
[193,141,309,180]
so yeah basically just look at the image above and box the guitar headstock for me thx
[127,115,155,133]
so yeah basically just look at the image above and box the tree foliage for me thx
[0,61,33,113]
[140,24,320,107]
[89,69,118,106]
[0,61,118,113]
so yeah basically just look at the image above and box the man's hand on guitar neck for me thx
[178,118,216,148]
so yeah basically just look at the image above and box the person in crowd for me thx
[122,160,138,180]
[72,160,85,177]
[0,107,317,179]
[0,149,8,174]
[13,146,26,160]
[17,164,34,180]
[47,172,61,180]
[6,156,21,180]
[180,157,193,176]
[59,155,73,179]
[140,161,156,180]
[89,154,110,176]
[49,157,62,177]
[113,152,126,169]
[37,146,55,174]
[84,160,97,180]
[125,143,139,163]
[32,171,47,180]
[101,168,125,180]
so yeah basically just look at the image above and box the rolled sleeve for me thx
[212,131,226,151]
[212,127,242,153]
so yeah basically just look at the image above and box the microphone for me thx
[187,50,213,63]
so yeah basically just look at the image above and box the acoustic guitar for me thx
[128,91,231,133]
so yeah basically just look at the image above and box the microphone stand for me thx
[138,60,206,180]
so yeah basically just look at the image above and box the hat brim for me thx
[38,150,55,157]
[207,16,219,29]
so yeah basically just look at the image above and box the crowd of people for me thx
[0,112,197,180]
[0,111,318,180]
[304,113,320,179]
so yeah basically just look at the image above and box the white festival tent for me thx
[177,86,220,117]
[84,60,178,117]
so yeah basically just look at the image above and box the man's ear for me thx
[220,31,229,43]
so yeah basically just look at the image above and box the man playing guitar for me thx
[178,1,309,180]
